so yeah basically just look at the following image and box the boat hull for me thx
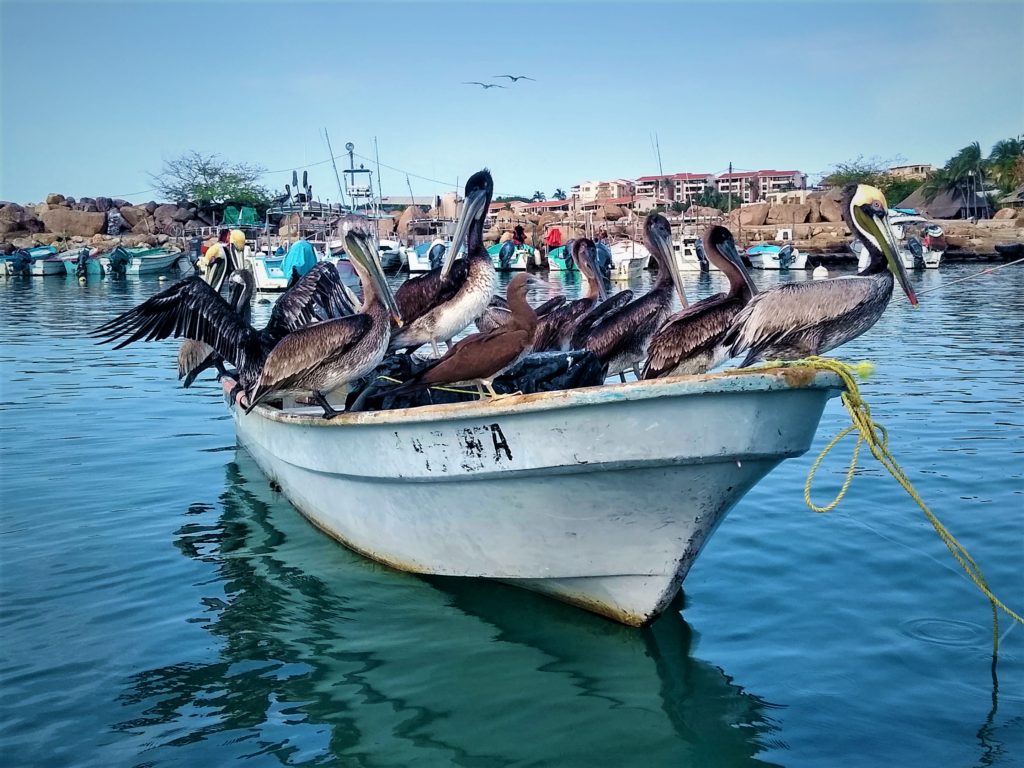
[231,368,841,625]
[126,250,185,275]
[30,258,66,276]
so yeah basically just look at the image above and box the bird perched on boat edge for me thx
[389,272,541,400]
[476,294,566,334]
[722,183,918,366]
[578,213,687,378]
[241,216,403,417]
[390,169,498,355]
[92,258,359,395]
[643,225,758,378]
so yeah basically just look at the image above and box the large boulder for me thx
[733,202,770,227]
[815,190,844,223]
[118,205,148,228]
[397,205,426,237]
[95,196,112,212]
[766,203,811,226]
[131,216,156,234]
[808,198,822,223]
[112,199,131,209]
[46,193,65,205]
[172,206,194,223]
[40,207,106,236]
[686,204,722,219]
[152,204,179,221]
[601,205,626,221]
[143,201,158,214]
[993,207,1017,220]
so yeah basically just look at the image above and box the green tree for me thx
[987,138,1024,192]
[531,190,546,202]
[884,179,922,207]
[691,188,729,211]
[151,151,271,211]
[821,156,892,189]
[552,188,567,200]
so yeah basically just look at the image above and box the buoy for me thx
[813,265,829,279]
[158,275,167,282]
[78,276,87,284]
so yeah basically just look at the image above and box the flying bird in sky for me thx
[494,74,535,82]
[463,81,505,89]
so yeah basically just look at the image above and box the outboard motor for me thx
[75,248,91,278]
[107,246,131,278]
[595,241,613,283]
[498,240,516,271]
[188,236,203,264]
[907,237,925,269]
[562,239,576,271]
[427,241,447,271]
[9,249,33,276]
[777,244,794,270]
[694,239,710,273]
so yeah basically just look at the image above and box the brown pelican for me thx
[243,218,402,417]
[724,183,918,365]
[532,238,609,352]
[390,169,498,355]
[177,269,255,387]
[642,225,757,378]
[476,294,566,334]
[578,213,686,377]
[390,273,540,399]
[92,238,377,417]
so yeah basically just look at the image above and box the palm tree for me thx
[552,188,567,200]
[531,190,546,202]
[987,138,1024,192]
[923,142,986,215]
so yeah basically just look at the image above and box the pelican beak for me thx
[717,236,758,297]
[442,187,489,279]
[876,212,918,306]
[648,223,688,308]
[345,227,404,325]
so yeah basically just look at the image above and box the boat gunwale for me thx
[240,366,844,427]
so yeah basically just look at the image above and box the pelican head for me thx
[844,184,917,305]
[704,225,757,297]
[342,215,403,325]
[644,212,688,307]
[226,268,256,309]
[443,169,494,279]
[571,238,607,300]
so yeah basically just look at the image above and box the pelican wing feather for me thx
[395,260,470,326]
[642,293,739,378]
[265,262,355,340]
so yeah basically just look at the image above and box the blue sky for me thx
[2,1,1022,204]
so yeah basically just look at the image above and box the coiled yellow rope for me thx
[771,356,1022,652]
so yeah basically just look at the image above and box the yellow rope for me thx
[376,374,482,398]
[767,356,1022,652]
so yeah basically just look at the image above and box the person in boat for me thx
[199,229,244,291]
[513,225,527,246]
[282,239,318,287]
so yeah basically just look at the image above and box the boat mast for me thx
[323,128,348,211]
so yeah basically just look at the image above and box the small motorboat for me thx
[672,236,712,272]
[230,365,842,626]
[378,239,407,273]
[242,246,289,291]
[406,239,451,273]
[99,246,187,277]
[26,245,63,276]
[607,239,651,281]
[745,243,808,270]
[487,241,532,271]
[61,247,105,277]
[995,242,1024,260]
[0,248,41,276]
[852,211,944,270]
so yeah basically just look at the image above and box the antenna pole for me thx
[324,128,347,209]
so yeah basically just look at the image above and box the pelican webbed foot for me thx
[314,391,343,420]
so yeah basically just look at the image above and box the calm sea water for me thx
[1,264,1022,767]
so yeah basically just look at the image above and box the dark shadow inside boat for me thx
[111,449,787,766]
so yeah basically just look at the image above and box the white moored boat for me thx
[230,367,841,626]
[607,240,651,281]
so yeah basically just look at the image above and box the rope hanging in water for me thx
[770,356,1022,653]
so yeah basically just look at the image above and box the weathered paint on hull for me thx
[232,369,841,625]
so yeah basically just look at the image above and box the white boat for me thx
[672,236,713,272]
[28,246,65,276]
[230,367,841,626]
[406,239,450,273]
[242,247,290,291]
[853,212,944,270]
[488,241,531,271]
[606,240,651,281]
[378,239,406,273]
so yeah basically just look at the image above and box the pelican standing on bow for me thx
[642,225,757,378]
[390,169,498,355]
[390,273,540,399]
[578,213,686,378]
[723,184,917,365]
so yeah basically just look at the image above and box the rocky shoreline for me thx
[0,194,212,253]
[3,191,1021,258]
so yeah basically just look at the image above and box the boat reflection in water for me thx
[114,450,785,766]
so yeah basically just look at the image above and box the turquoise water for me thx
[1,265,1022,767]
